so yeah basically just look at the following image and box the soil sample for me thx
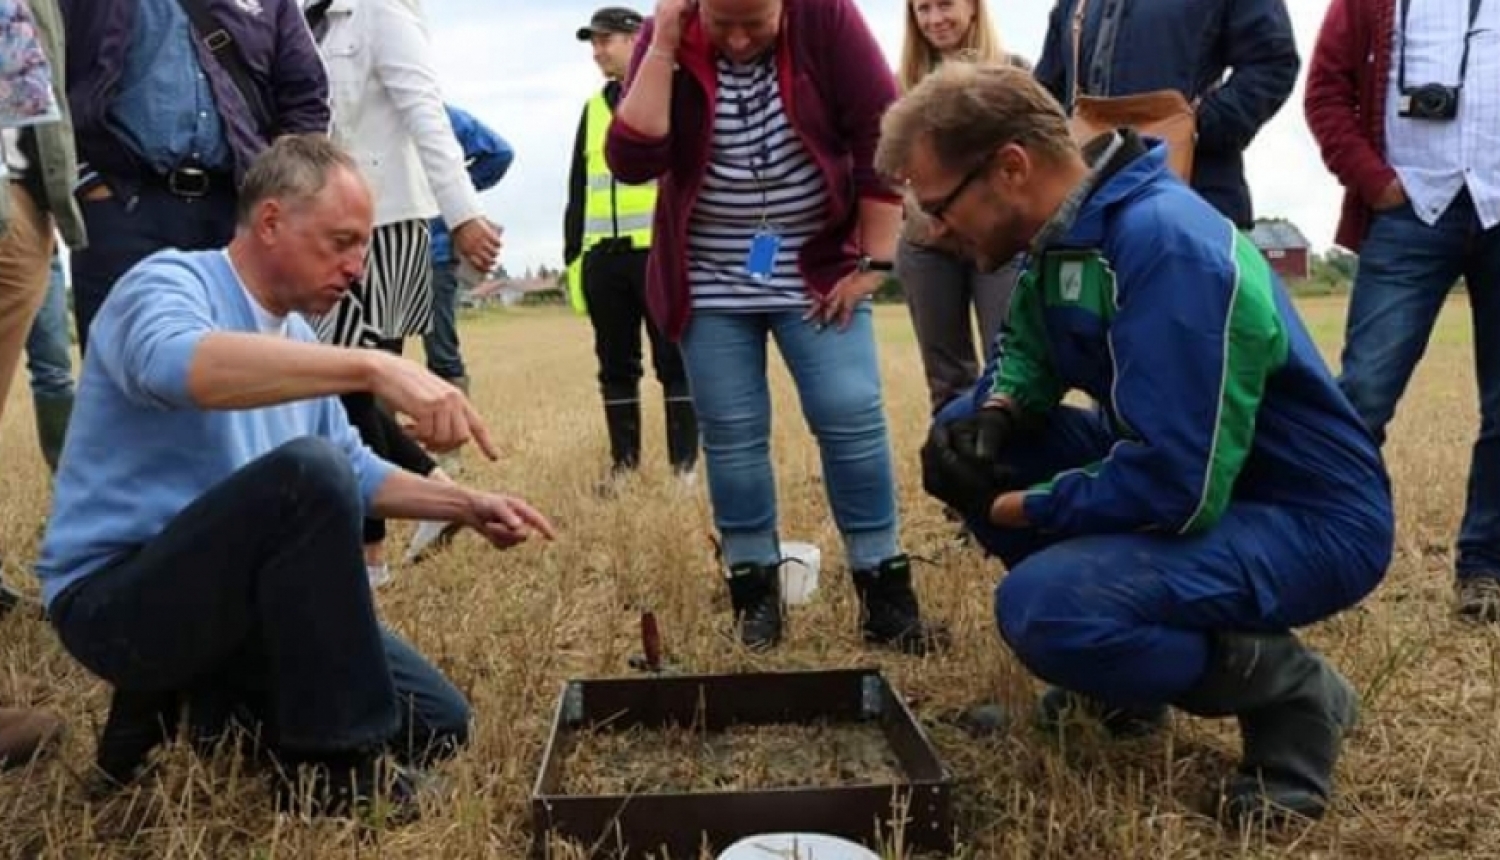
[560,720,905,795]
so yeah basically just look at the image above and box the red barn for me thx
[1249,219,1311,282]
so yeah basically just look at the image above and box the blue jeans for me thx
[1339,192,1500,576]
[422,259,466,380]
[937,403,1389,707]
[71,186,236,354]
[679,307,899,570]
[25,252,73,399]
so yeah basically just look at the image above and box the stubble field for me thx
[1,298,1496,859]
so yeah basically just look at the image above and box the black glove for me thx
[973,401,1020,462]
[921,418,1021,523]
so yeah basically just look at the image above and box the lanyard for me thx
[732,55,776,226]
[1398,0,1484,93]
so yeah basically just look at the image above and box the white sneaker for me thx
[435,453,463,478]
[404,520,459,564]
[367,563,392,589]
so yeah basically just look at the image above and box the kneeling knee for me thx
[272,437,360,515]
[994,566,1112,683]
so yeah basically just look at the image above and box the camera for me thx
[1399,83,1460,121]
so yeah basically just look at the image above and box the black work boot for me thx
[726,562,783,650]
[1173,632,1359,826]
[602,398,642,475]
[95,688,182,789]
[273,751,420,825]
[850,555,950,655]
[664,393,700,476]
[33,393,73,474]
[1036,687,1168,739]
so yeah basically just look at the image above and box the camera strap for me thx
[1398,0,1484,94]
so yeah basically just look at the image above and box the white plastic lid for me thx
[716,832,880,860]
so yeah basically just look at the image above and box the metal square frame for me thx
[531,667,954,859]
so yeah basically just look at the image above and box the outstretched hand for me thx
[368,352,497,459]
[461,491,556,549]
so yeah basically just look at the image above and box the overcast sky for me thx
[424,0,1336,273]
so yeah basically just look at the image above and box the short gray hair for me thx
[236,135,362,226]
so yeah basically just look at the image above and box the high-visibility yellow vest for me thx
[567,91,657,313]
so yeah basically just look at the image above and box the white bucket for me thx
[717,833,879,860]
[779,541,822,605]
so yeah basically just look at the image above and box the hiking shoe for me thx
[1036,687,1168,739]
[95,689,180,788]
[850,555,950,655]
[1457,575,1500,623]
[726,562,783,650]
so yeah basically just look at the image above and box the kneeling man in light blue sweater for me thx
[35,135,554,822]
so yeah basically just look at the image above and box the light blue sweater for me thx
[36,250,395,607]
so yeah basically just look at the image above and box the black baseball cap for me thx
[576,7,644,41]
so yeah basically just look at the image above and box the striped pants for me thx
[312,218,433,348]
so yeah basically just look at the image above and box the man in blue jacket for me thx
[878,65,1391,825]
[58,0,329,352]
[424,105,513,396]
[1034,0,1298,229]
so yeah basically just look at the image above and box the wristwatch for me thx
[856,255,895,273]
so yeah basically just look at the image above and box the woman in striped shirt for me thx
[607,0,948,653]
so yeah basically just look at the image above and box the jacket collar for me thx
[1035,129,1163,253]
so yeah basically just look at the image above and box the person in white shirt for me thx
[304,0,504,583]
[1307,0,1500,621]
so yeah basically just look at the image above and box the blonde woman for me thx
[896,0,1024,414]
[898,0,1005,90]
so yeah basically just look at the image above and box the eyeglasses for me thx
[917,151,995,224]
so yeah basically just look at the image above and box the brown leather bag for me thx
[1066,0,1196,181]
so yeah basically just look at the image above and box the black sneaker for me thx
[850,555,950,655]
[725,562,783,650]
[94,689,182,790]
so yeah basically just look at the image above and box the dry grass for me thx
[1,297,1498,859]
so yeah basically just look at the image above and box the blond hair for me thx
[877,62,1076,180]
[897,0,1006,92]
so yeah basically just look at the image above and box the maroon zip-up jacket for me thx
[1304,0,1398,252]
[604,0,901,341]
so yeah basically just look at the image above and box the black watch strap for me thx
[857,255,895,273]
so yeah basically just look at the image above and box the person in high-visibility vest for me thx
[565,6,697,480]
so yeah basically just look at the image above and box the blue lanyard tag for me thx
[745,229,782,281]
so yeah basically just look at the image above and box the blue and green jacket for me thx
[991,138,1389,537]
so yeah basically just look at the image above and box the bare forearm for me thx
[615,51,676,138]
[370,468,473,522]
[185,332,376,409]
[858,198,902,261]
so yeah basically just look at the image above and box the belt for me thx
[590,237,639,254]
[147,166,232,199]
